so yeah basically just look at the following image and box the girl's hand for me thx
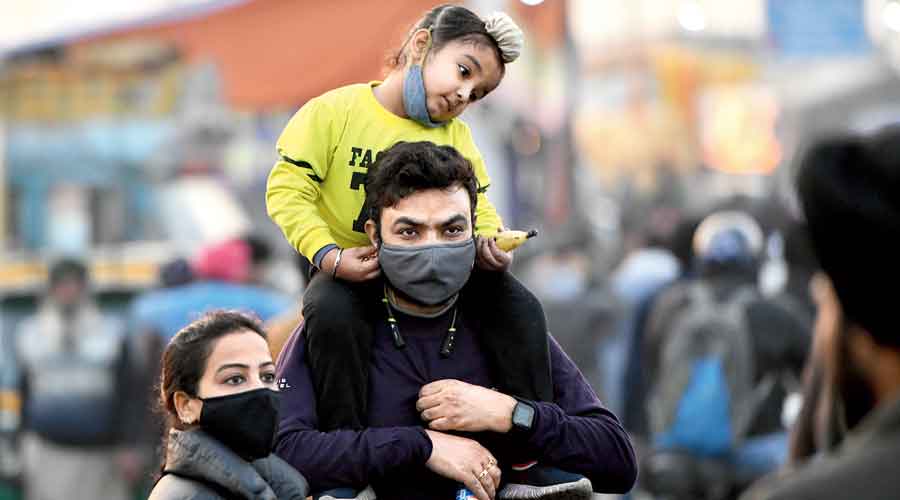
[323,246,380,282]
[476,231,513,272]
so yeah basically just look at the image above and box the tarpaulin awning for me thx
[76,0,446,109]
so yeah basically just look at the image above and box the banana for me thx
[492,229,538,252]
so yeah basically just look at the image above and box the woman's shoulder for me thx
[148,473,228,500]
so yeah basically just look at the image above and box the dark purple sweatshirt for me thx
[274,306,636,499]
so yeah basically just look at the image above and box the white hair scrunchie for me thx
[483,12,524,63]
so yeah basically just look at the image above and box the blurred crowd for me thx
[0,235,297,499]
[0,125,898,500]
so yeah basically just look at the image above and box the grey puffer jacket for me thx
[148,428,308,500]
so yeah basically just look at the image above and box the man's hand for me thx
[417,379,517,433]
[323,246,380,282]
[425,430,501,500]
[476,233,513,272]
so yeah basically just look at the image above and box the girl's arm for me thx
[453,122,503,237]
[266,97,339,262]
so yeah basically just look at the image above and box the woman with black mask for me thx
[148,311,308,499]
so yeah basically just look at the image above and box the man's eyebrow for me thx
[464,54,483,73]
[441,214,469,226]
[393,216,424,227]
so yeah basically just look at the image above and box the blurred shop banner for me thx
[767,0,871,57]
[699,84,781,175]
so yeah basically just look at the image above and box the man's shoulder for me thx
[747,442,900,500]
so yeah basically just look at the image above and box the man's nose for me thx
[423,228,443,244]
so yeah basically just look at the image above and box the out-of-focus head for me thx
[798,126,900,349]
[668,215,703,273]
[693,210,764,273]
[783,221,818,273]
[48,258,89,310]
[159,258,194,288]
[193,238,251,284]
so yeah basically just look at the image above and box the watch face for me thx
[513,402,535,429]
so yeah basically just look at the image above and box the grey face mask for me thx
[402,63,446,128]
[379,239,476,305]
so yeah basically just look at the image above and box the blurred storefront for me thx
[0,0,447,296]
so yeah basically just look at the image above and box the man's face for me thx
[366,185,473,248]
[51,276,86,310]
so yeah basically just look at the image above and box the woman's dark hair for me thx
[365,141,479,238]
[156,310,268,473]
[389,4,505,75]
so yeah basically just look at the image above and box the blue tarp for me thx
[130,281,294,341]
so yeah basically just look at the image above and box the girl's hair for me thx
[156,310,268,474]
[389,4,505,73]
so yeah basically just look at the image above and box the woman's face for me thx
[175,329,276,424]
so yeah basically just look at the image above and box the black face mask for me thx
[200,388,281,461]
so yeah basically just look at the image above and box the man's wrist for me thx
[493,393,517,433]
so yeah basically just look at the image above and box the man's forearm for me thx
[275,425,432,492]
[522,402,636,493]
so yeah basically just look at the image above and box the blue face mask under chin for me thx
[402,59,447,128]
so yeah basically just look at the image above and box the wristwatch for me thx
[511,397,536,433]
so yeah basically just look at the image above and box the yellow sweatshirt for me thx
[266,82,502,262]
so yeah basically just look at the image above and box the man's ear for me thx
[365,219,379,249]
[409,28,432,65]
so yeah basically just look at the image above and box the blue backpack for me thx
[648,284,764,457]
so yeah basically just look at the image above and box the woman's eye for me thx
[458,64,470,77]
[261,372,276,384]
[225,375,245,385]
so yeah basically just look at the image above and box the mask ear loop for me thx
[399,26,433,68]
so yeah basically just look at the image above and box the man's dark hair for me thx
[365,141,479,237]
[797,125,900,348]
[49,258,88,287]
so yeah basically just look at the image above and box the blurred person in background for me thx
[621,214,703,438]
[775,222,818,323]
[605,206,682,416]
[14,259,139,500]
[265,4,556,438]
[130,239,292,345]
[639,210,810,499]
[743,127,900,500]
[148,310,308,499]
